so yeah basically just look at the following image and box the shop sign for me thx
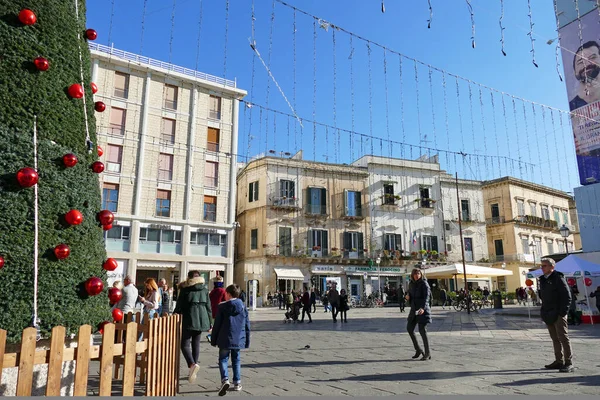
[149,224,171,230]
[311,265,343,273]
[344,266,403,273]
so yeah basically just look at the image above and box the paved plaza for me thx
[177,305,600,396]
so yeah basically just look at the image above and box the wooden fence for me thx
[0,313,181,396]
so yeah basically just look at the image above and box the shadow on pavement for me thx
[495,374,600,388]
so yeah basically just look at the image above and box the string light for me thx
[552,0,563,81]
[511,97,524,179]
[333,28,338,163]
[427,0,433,29]
[367,42,374,154]
[478,87,489,179]
[313,18,317,161]
[530,103,546,186]
[526,0,538,67]
[399,54,406,158]
[168,0,176,64]
[499,0,507,56]
[428,67,437,150]
[489,91,503,176]
[442,72,453,175]
[414,61,423,149]
[265,0,276,153]
[466,0,476,48]
[223,0,230,78]
[549,109,564,189]
[140,0,148,54]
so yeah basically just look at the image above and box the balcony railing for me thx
[515,215,559,230]
[305,204,327,215]
[415,198,435,209]
[487,253,539,263]
[272,197,299,208]
[486,216,506,225]
[343,207,363,219]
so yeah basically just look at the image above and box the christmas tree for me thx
[0,1,111,343]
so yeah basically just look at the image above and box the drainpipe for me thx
[226,99,240,286]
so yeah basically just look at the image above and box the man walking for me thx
[310,288,317,313]
[328,285,340,322]
[116,275,138,316]
[539,258,574,373]
[300,288,312,323]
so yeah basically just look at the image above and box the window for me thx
[562,210,569,225]
[248,181,259,202]
[250,229,258,250]
[541,205,550,220]
[490,203,501,223]
[553,208,560,222]
[309,229,329,256]
[209,95,222,120]
[343,232,363,256]
[384,234,402,252]
[422,235,439,252]
[558,240,566,253]
[205,161,219,187]
[521,236,530,254]
[190,232,227,257]
[113,72,129,99]
[494,239,504,259]
[279,180,295,198]
[164,84,178,110]
[529,202,537,216]
[161,118,176,145]
[547,240,555,255]
[279,227,292,256]
[517,199,525,216]
[204,195,217,222]
[307,187,327,215]
[158,153,174,181]
[568,242,574,252]
[109,107,126,135]
[207,127,220,152]
[383,183,395,205]
[345,190,362,217]
[461,199,471,221]
[464,237,474,262]
[419,186,432,208]
[535,237,542,261]
[102,183,119,212]
[106,144,123,173]
[106,225,130,240]
[139,228,181,247]
[156,190,171,217]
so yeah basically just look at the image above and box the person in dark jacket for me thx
[300,288,312,323]
[590,286,600,314]
[568,285,581,326]
[339,289,349,322]
[439,288,448,309]
[211,284,250,396]
[277,291,284,310]
[398,285,406,312]
[406,268,432,361]
[539,258,573,373]
[328,286,340,322]
[208,276,227,342]
[310,288,317,313]
[173,270,213,384]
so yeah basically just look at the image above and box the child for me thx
[211,284,250,396]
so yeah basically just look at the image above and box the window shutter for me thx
[321,188,327,207]
[290,181,295,197]
[432,236,439,252]
[248,183,253,202]
[255,181,259,200]
[395,234,402,251]
[322,231,328,251]
[383,235,388,250]
[356,191,362,209]
[358,233,364,251]
[343,232,350,250]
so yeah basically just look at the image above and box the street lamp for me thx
[376,256,381,299]
[529,241,536,267]
[559,224,571,255]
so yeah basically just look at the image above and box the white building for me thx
[90,43,246,291]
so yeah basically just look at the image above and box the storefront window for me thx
[190,232,227,257]
[139,228,182,254]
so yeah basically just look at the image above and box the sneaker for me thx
[188,364,200,383]
[559,363,574,373]
[229,383,243,391]
[218,381,230,396]
[544,360,564,370]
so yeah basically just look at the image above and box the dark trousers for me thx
[181,329,202,367]
[407,318,430,355]
[546,315,572,364]
[278,300,283,310]
[311,301,316,313]
[286,303,291,311]
[339,310,347,321]
[330,303,339,321]
[399,300,406,312]
[301,306,312,322]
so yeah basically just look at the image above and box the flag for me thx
[412,232,417,246]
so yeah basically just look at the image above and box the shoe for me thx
[308,320,312,323]
[544,360,564,369]
[188,363,200,384]
[218,381,230,396]
[412,350,423,359]
[229,383,243,391]
[420,354,431,361]
[344,319,347,323]
[559,363,574,373]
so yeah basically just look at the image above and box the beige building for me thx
[235,152,374,301]
[90,43,246,291]
[482,177,581,291]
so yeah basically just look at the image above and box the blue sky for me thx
[86,0,579,191]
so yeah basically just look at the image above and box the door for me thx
[494,239,504,261]
[464,238,474,262]
[490,203,500,223]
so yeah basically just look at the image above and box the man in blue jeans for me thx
[211,284,251,396]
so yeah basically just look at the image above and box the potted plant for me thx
[351,248,357,252]
[262,244,268,248]
[312,246,318,251]
[332,247,339,251]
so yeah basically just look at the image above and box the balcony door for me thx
[494,239,504,261]
[279,227,292,256]
[344,232,364,259]
[308,229,328,257]
[464,237,474,262]
[307,187,326,215]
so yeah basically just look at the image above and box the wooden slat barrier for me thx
[0,313,181,397]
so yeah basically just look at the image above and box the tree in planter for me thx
[0,2,110,344]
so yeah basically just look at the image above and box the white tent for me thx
[423,263,513,278]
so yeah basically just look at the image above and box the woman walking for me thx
[339,289,349,322]
[138,278,160,320]
[405,268,432,361]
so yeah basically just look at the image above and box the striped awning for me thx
[274,268,305,281]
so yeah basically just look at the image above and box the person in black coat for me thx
[539,258,573,373]
[398,285,406,313]
[405,268,432,361]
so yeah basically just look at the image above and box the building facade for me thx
[235,152,375,300]
[482,177,581,291]
[91,43,246,291]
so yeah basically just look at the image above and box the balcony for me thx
[270,197,300,211]
[342,207,364,221]
[415,198,436,215]
[381,194,400,206]
[487,253,539,263]
[304,204,328,217]
[514,215,559,230]
[486,216,506,225]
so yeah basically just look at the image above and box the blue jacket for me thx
[210,298,250,349]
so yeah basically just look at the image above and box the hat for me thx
[213,275,223,282]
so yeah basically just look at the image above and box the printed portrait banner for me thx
[559,9,600,185]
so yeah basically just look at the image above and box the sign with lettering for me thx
[344,266,404,274]
[149,224,171,230]
[198,228,218,234]
[311,265,344,273]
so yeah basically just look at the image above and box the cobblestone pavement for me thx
[178,306,600,396]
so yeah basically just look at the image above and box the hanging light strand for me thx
[499,0,507,56]
[466,0,476,48]
[527,0,538,67]
[552,0,563,81]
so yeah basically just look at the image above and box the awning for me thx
[274,268,305,281]
[422,263,513,279]
[137,261,179,269]
[189,264,225,272]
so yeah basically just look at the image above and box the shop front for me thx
[274,267,306,293]
[311,265,346,296]
[343,266,406,301]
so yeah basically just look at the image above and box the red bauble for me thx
[98,210,115,226]
[567,278,576,287]
[585,277,593,287]
[103,258,118,271]
[98,321,110,334]
[112,308,124,322]
[94,101,106,112]
[18,9,37,25]
[108,288,123,304]
[97,146,103,157]
[0,256,4,269]
[102,223,113,231]
[91,161,104,173]
[65,209,84,226]
[85,277,104,296]
[54,244,70,260]
[33,57,49,71]
[16,167,38,187]
[68,84,84,99]
[90,82,98,94]
[62,153,78,168]
[85,29,98,41]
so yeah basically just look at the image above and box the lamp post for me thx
[559,224,571,255]
[376,256,381,299]
[529,241,536,267]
